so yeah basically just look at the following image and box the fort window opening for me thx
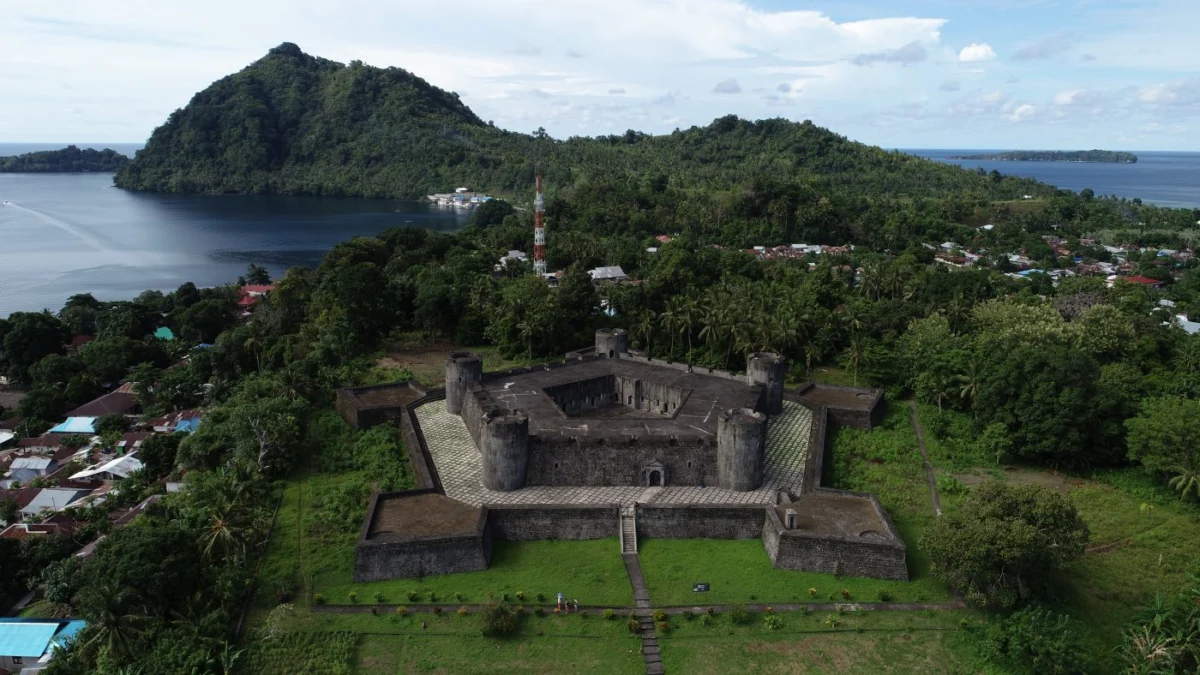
[648,470,662,486]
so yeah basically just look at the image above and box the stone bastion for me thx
[339,329,903,584]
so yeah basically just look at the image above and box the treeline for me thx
[114,43,1054,202]
[949,150,1138,163]
[0,146,130,172]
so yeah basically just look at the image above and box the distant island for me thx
[0,145,131,172]
[947,150,1138,164]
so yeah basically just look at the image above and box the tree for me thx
[175,298,236,344]
[1,312,71,383]
[920,481,1089,608]
[1126,397,1200,499]
[138,433,182,478]
[244,264,271,286]
[471,199,515,229]
[18,388,67,429]
[980,606,1091,674]
[95,413,131,435]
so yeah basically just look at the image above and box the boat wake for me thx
[3,202,113,251]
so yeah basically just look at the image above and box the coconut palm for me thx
[84,585,147,659]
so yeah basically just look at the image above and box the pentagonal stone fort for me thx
[339,329,906,583]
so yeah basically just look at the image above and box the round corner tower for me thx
[480,412,530,491]
[746,351,787,415]
[717,407,767,491]
[445,351,483,415]
[595,328,629,358]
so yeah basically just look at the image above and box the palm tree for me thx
[517,320,534,362]
[1168,466,1200,500]
[841,337,866,387]
[659,304,680,359]
[680,296,699,363]
[802,339,824,379]
[955,359,983,417]
[635,311,655,356]
[84,585,147,659]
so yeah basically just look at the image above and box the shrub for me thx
[981,606,1090,674]
[603,608,615,620]
[396,607,407,616]
[407,591,419,601]
[374,592,385,604]
[457,606,469,616]
[764,606,774,616]
[653,609,667,622]
[536,592,546,602]
[700,615,713,627]
[682,610,695,621]
[826,615,840,628]
[455,592,464,601]
[312,594,326,606]
[627,619,641,634]
[729,605,751,625]
[840,589,851,599]
[481,602,519,637]
[706,607,715,616]
[427,591,438,602]
[765,615,783,630]
[808,587,817,597]
[433,606,442,615]
[876,589,892,602]
[656,621,670,634]
[534,607,545,617]
[501,592,510,602]
[515,591,525,601]
[800,606,811,616]
[348,591,358,604]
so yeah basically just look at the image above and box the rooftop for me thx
[477,357,760,440]
[366,492,481,543]
[66,390,138,418]
[776,492,894,540]
[47,417,96,434]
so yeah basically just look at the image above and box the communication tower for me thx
[533,174,546,274]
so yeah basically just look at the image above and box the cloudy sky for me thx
[2,0,1198,150]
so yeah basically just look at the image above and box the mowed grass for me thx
[657,609,988,674]
[268,606,644,674]
[315,538,632,607]
[639,539,950,606]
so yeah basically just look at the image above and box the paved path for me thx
[908,402,942,517]
[311,599,967,615]
[623,553,664,674]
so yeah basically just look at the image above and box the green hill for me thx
[115,42,1054,201]
[0,145,130,172]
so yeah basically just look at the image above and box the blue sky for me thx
[2,0,1197,150]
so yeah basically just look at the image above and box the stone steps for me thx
[620,507,637,553]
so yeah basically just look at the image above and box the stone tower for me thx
[747,352,787,415]
[444,352,483,415]
[480,412,530,491]
[595,328,629,358]
[717,407,767,491]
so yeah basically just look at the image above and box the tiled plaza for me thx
[416,399,813,507]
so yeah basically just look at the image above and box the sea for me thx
[0,143,471,316]
[1,142,1198,317]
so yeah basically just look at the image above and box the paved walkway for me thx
[311,599,967,614]
[417,400,814,507]
[908,402,942,517]
[623,553,664,675]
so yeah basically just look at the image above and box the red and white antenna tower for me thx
[533,174,546,274]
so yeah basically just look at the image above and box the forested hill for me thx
[0,146,130,172]
[115,42,1054,201]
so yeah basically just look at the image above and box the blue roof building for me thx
[47,417,96,434]
[0,618,85,671]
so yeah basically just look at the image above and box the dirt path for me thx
[907,402,943,517]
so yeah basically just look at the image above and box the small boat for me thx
[1,201,10,205]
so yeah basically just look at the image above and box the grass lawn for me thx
[250,603,644,674]
[657,609,991,674]
[372,333,563,388]
[639,539,950,606]
[16,599,54,618]
[315,538,632,607]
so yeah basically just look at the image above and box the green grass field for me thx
[656,609,990,674]
[315,538,632,607]
[638,539,950,606]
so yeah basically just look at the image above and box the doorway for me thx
[648,470,662,487]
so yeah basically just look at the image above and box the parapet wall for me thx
[615,352,746,383]
[635,504,765,539]
[527,436,717,486]
[335,381,426,429]
[483,504,619,540]
[355,533,490,582]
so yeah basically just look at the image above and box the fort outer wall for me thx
[353,489,491,582]
[526,436,717,487]
[635,504,765,539]
[482,504,620,540]
[762,491,908,581]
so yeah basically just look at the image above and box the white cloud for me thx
[713,79,741,94]
[958,43,996,62]
[1007,104,1036,122]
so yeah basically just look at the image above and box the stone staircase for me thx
[620,506,638,554]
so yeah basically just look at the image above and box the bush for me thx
[457,606,469,616]
[396,607,407,616]
[348,591,358,604]
[515,591,525,601]
[534,607,545,617]
[433,606,442,615]
[312,594,326,606]
[627,619,641,634]
[808,587,817,597]
[729,605,751,625]
[374,592,385,604]
[840,589,851,599]
[980,606,1090,674]
[682,610,695,621]
[763,606,774,616]
[427,591,437,602]
[875,588,892,602]
[481,602,519,637]
[765,615,783,630]
[501,592,510,602]
[700,615,713,627]
[603,608,615,620]
[825,615,840,628]
[656,621,670,634]
[455,592,464,601]
[536,592,546,602]
[936,473,970,497]
[706,607,715,616]
[653,609,667,622]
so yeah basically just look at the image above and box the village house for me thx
[0,618,85,673]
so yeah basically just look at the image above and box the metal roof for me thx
[69,453,143,481]
[19,489,88,516]
[588,266,627,280]
[47,417,96,434]
[10,457,53,472]
[0,621,59,658]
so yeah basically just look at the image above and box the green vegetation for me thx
[948,150,1138,163]
[0,145,130,172]
[656,609,986,674]
[638,539,949,606]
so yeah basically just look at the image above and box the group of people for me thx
[556,592,580,612]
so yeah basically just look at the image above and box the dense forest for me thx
[0,146,130,172]
[114,42,1057,201]
[948,150,1139,163]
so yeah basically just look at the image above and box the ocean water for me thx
[0,146,470,316]
[906,149,1200,210]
